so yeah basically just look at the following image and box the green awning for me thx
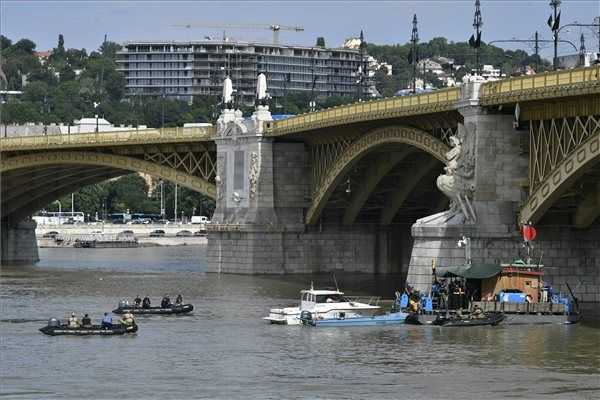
[436,263,502,279]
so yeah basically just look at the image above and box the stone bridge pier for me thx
[206,108,407,274]
[407,84,599,307]
[1,219,39,265]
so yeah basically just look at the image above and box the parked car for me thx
[155,220,170,225]
[191,216,211,224]
[149,229,166,237]
[42,231,60,238]
[176,230,192,237]
[193,230,207,237]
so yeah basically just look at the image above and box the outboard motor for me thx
[48,318,59,327]
[118,300,129,309]
[300,310,313,324]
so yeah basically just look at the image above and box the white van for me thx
[191,216,210,224]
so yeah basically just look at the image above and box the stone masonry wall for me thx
[1,219,39,264]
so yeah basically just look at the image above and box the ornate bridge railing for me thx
[0,126,216,151]
[480,65,600,105]
[265,87,460,136]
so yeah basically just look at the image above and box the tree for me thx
[0,35,12,50]
[99,41,122,60]
[316,37,326,47]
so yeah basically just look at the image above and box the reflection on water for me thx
[1,247,598,399]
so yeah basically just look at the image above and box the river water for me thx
[1,246,598,399]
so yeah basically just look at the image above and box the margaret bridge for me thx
[1,66,599,303]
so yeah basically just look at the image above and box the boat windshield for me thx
[315,294,345,303]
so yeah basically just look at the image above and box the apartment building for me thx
[115,40,369,104]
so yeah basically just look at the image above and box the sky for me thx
[2,0,599,60]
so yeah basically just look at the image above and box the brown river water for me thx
[1,246,599,399]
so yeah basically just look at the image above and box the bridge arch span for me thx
[520,133,600,225]
[1,151,216,222]
[306,126,449,225]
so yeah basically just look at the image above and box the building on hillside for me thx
[0,90,22,104]
[116,39,374,105]
[33,50,53,65]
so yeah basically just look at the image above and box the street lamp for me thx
[93,101,100,132]
[54,200,62,225]
[548,0,562,70]
[410,14,419,94]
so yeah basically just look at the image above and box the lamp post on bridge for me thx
[469,0,483,76]
[548,0,562,70]
[410,14,419,94]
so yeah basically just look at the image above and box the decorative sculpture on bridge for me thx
[435,128,477,223]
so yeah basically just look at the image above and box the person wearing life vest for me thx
[175,294,183,306]
[142,296,151,308]
[68,312,80,328]
[120,311,135,326]
[134,295,142,307]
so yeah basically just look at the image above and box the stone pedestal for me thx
[1,219,39,264]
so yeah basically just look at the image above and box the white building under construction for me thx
[115,40,372,105]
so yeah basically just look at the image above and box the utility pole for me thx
[357,30,368,100]
[410,14,419,94]
[174,183,178,223]
[549,0,561,70]
[580,33,586,66]
[534,31,540,71]
[160,180,165,219]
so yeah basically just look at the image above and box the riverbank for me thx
[38,236,207,248]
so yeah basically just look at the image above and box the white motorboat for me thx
[263,286,381,325]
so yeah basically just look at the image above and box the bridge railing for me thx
[265,87,461,136]
[0,126,216,151]
[480,65,600,104]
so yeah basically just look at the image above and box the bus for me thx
[33,211,85,225]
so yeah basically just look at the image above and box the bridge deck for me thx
[0,126,215,151]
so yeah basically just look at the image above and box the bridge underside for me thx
[0,143,217,264]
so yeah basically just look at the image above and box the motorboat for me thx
[263,286,380,325]
[39,319,138,336]
[300,310,408,327]
[113,300,193,315]
[431,312,505,327]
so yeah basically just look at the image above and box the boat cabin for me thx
[300,289,345,309]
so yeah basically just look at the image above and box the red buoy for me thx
[522,224,537,241]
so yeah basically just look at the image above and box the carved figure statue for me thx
[436,133,476,222]
[222,76,233,108]
[256,73,268,104]
[248,152,259,198]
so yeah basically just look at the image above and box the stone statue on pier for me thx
[435,128,476,223]
[222,76,234,109]
[216,76,246,136]
[256,73,268,106]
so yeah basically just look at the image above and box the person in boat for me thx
[102,312,113,329]
[120,311,135,326]
[134,295,142,307]
[472,305,484,319]
[68,312,80,328]
[81,313,92,328]
[161,295,172,308]
[142,296,151,309]
[175,294,183,306]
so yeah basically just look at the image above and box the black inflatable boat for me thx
[432,312,505,327]
[113,304,194,315]
[40,323,138,336]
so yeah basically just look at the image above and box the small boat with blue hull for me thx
[300,310,408,327]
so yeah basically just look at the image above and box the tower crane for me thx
[172,23,304,45]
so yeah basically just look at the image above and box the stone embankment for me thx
[36,224,208,247]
